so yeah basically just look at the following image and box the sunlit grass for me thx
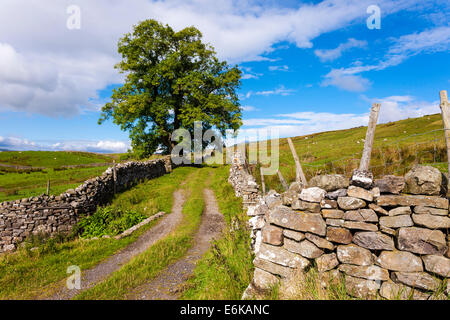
[181,165,254,300]
[0,166,194,299]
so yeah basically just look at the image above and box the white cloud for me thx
[0,0,421,117]
[269,65,289,72]
[241,73,260,80]
[0,137,130,153]
[0,136,36,150]
[322,69,372,92]
[243,118,306,126]
[257,85,297,96]
[57,140,130,153]
[322,26,450,91]
[241,105,259,112]
[375,96,440,123]
[240,67,263,79]
[314,38,367,62]
[243,85,297,99]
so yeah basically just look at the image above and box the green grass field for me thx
[0,151,168,202]
[0,166,110,202]
[0,151,115,168]
[0,151,118,202]
[252,113,448,192]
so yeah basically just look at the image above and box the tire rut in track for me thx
[126,188,225,300]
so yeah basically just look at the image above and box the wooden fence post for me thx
[359,103,381,172]
[439,90,450,196]
[351,103,381,188]
[46,180,50,196]
[287,137,308,187]
[277,169,289,191]
[260,166,266,196]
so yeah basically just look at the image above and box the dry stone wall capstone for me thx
[0,156,176,253]
[228,154,450,300]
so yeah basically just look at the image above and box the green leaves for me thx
[77,207,146,238]
[99,19,242,158]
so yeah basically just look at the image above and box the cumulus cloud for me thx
[0,136,36,150]
[375,96,440,123]
[51,140,130,153]
[0,0,422,117]
[321,69,372,92]
[314,38,367,62]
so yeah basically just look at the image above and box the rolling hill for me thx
[250,113,447,192]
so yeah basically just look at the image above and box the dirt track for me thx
[125,188,225,300]
[41,190,186,300]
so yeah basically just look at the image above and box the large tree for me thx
[99,19,242,158]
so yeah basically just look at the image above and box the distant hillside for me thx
[0,151,116,168]
[251,113,447,192]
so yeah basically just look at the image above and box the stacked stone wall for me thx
[0,156,176,253]
[228,152,450,299]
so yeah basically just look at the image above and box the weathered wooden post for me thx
[260,166,266,196]
[439,90,450,196]
[277,169,289,191]
[287,137,308,187]
[113,160,117,194]
[46,180,50,196]
[351,103,381,188]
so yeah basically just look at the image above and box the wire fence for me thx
[298,128,447,180]
[247,126,448,192]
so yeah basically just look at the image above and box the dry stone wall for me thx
[0,157,175,253]
[228,151,261,207]
[228,154,450,300]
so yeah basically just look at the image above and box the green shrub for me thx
[76,207,146,238]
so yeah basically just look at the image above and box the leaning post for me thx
[439,90,450,196]
[351,103,381,188]
[287,137,308,187]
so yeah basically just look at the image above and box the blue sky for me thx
[0,0,449,153]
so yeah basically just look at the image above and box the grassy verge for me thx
[0,166,195,299]
[181,165,254,300]
[0,223,157,300]
[74,166,211,300]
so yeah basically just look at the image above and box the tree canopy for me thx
[99,19,242,158]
